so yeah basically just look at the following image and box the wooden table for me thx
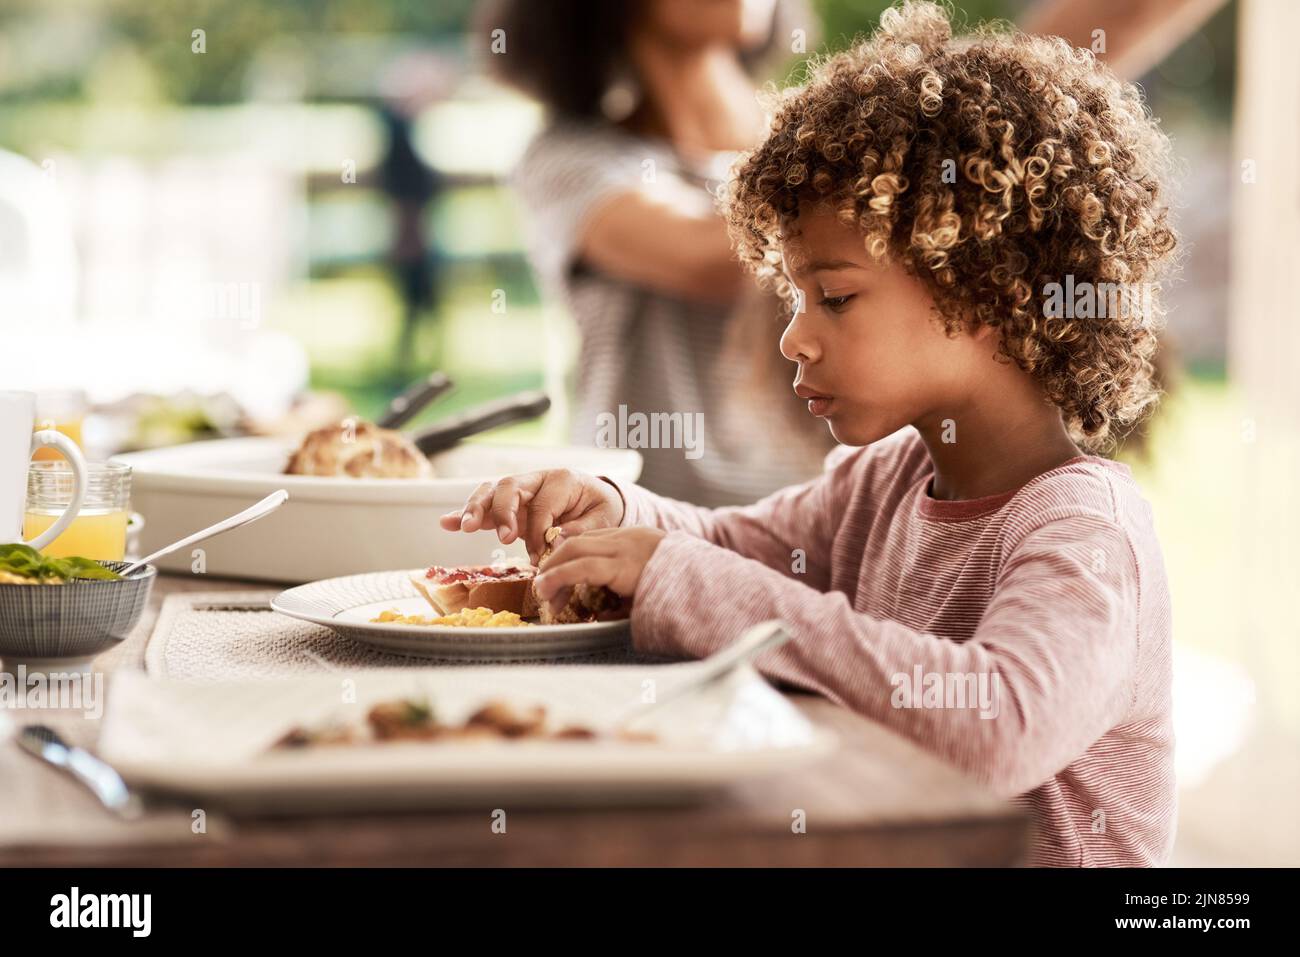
[0,572,1031,867]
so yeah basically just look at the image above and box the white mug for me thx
[0,390,87,550]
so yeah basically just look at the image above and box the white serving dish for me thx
[114,438,642,583]
[98,665,836,812]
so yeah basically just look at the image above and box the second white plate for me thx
[271,570,631,660]
[99,666,838,812]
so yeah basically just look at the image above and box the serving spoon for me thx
[120,489,289,577]
[375,371,453,430]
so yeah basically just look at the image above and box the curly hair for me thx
[723,1,1180,452]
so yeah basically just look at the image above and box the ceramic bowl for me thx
[0,561,155,674]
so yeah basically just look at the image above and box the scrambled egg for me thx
[371,606,530,628]
[0,571,61,586]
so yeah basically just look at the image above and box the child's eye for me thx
[819,294,855,313]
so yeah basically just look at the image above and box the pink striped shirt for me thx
[613,427,1175,866]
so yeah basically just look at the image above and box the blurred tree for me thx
[804,0,1235,117]
[811,0,1013,53]
[0,0,477,103]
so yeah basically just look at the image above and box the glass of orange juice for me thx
[31,389,87,463]
[24,461,131,561]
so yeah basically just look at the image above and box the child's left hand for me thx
[532,526,667,610]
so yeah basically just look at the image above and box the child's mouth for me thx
[794,383,834,417]
[807,396,833,417]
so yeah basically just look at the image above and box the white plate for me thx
[99,667,837,812]
[271,570,631,660]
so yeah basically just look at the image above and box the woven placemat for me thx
[144,592,678,682]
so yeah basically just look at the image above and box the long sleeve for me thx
[606,445,866,593]
[630,512,1142,797]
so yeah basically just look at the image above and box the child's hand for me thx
[438,469,626,563]
[532,527,667,609]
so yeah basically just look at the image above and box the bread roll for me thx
[285,419,434,479]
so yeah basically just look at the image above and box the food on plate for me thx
[284,419,435,479]
[271,696,655,748]
[533,527,630,625]
[102,390,247,452]
[410,564,539,617]
[0,543,123,585]
[370,606,530,628]
[367,698,445,740]
[403,527,632,626]
[272,720,359,748]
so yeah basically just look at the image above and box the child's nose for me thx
[780,309,819,363]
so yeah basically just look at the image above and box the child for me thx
[442,1,1177,867]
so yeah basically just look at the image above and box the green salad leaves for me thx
[0,543,122,582]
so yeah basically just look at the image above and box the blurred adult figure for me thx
[378,105,444,381]
[481,0,832,506]
[1023,0,1229,79]
[375,54,454,383]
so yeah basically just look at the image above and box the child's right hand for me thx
[438,469,626,562]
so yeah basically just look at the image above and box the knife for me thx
[17,724,144,821]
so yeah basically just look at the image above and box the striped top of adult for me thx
[610,427,1174,867]
[512,120,831,507]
